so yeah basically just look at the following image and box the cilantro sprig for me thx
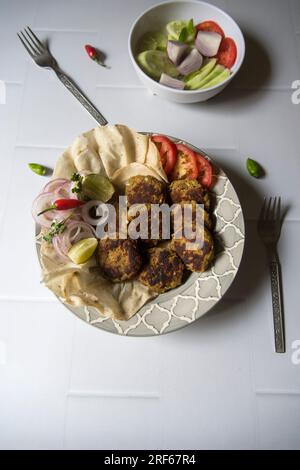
[71,172,83,195]
[43,219,67,243]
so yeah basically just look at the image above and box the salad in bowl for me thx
[129,1,245,103]
[137,18,237,91]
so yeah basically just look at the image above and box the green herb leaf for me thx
[187,18,195,34]
[42,219,67,243]
[178,27,188,42]
[28,163,46,176]
[71,172,83,194]
[179,20,196,43]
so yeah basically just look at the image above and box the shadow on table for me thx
[183,163,268,335]
[182,30,272,110]
[216,162,266,299]
[174,32,273,334]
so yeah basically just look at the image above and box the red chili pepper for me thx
[85,44,97,60]
[84,44,108,67]
[37,199,85,216]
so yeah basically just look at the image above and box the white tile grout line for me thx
[0,69,32,233]
[246,314,260,450]
[0,340,7,366]
[95,84,146,89]
[288,0,300,74]
[94,85,295,92]
[5,82,293,92]
[0,3,40,239]
[3,81,23,86]
[33,28,99,34]
[202,147,239,151]
[14,143,241,151]
[11,140,225,152]
[67,391,160,399]
[256,389,300,396]
[15,143,67,150]
[233,86,294,92]
[62,317,76,450]
[0,296,57,302]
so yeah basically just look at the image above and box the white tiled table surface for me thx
[1,0,300,450]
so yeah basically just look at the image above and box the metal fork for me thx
[17,26,108,126]
[258,197,285,353]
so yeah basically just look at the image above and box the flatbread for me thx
[112,162,167,192]
[40,124,168,321]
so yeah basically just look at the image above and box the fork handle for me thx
[269,258,285,353]
[54,70,108,126]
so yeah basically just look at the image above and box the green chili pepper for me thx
[28,163,46,176]
[246,158,261,178]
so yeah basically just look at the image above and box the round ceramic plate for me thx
[36,134,245,336]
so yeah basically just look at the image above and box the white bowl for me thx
[128,0,245,103]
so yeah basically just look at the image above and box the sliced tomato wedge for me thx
[216,37,237,68]
[170,144,199,181]
[151,135,177,176]
[196,153,213,188]
[196,20,225,37]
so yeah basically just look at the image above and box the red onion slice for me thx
[62,221,96,250]
[160,73,185,89]
[167,40,189,66]
[42,178,69,194]
[64,220,97,238]
[177,49,203,76]
[52,235,71,262]
[35,178,97,262]
[32,192,64,227]
[52,220,97,261]
[42,178,77,200]
[55,180,76,199]
[195,31,222,57]
[32,192,80,227]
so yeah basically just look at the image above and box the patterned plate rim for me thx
[35,132,245,337]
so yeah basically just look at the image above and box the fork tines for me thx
[259,196,281,223]
[17,26,45,57]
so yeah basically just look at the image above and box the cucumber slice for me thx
[166,20,195,42]
[137,50,179,80]
[68,238,98,264]
[184,59,217,89]
[138,31,167,52]
[200,68,230,89]
[82,174,115,202]
[186,62,224,90]
[194,64,225,88]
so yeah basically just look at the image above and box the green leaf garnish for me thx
[187,18,195,35]
[178,20,196,43]
[71,172,83,195]
[42,219,67,243]
[178,27,188,42]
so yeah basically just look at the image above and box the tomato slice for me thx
[171,144,199,181]
[216,37,237,68]
[196,153,213,188]
[196,20,225,37]
[151,135,177,176]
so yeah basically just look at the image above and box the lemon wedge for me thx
[68,238,98,264]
